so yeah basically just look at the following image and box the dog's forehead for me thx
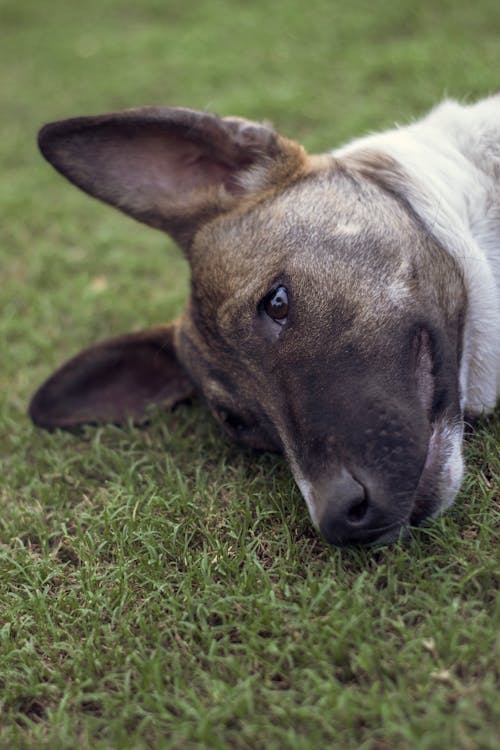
[189,166,425,323]
[177,168,432,405]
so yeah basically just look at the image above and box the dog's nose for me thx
[317,471,393,546]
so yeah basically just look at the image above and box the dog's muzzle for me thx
[316,469,406,546]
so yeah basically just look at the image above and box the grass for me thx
[1,0,499,747]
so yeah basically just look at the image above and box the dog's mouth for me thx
[370,416,465,545]
[297,413,465,547]
[338,521,407,547]
[367,415,465,546]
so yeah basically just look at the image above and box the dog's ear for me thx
[38,108,307,249]
[29,324,195,428]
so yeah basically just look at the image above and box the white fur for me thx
[424,419,465,515]
[289,462,320,530]
[334,95,500,415]
[439,422,465,511]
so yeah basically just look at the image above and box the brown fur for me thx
[31,107,467,545]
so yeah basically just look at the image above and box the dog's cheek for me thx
[225,417,282,453]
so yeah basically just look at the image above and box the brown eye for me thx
[263,286,289,323]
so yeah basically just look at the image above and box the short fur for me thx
[31,96,500,546]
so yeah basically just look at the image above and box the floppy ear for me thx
[29,324,195,428]
[38,107,307,249]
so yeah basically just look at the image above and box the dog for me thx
[30,96,500,546]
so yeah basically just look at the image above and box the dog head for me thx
[30,107,466,545]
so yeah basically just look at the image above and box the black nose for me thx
[318,471,395,546]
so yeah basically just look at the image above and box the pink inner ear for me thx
[415,329,434,413]
[104,131,240,203]
[39,108,289,243]
[65,346,187,422]
[29,328,195,429]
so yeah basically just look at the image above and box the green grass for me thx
[1,0,499,747]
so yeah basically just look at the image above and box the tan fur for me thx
[31,104,477,546]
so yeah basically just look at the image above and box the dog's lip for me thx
[330,521,408,547]
[367,522,409,546]
[363,418,456,542]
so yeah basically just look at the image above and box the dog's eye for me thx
[262,285,289,324]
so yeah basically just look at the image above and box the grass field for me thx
[1,0,499,748]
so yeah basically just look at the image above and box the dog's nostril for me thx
[346,494,369,524]
[318,472,387,546]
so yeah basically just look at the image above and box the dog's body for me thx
[31,96,499,545]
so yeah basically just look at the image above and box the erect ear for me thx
[29,324,195,429]
[38,107,308,249]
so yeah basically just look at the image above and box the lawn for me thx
[0,0,499,748]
